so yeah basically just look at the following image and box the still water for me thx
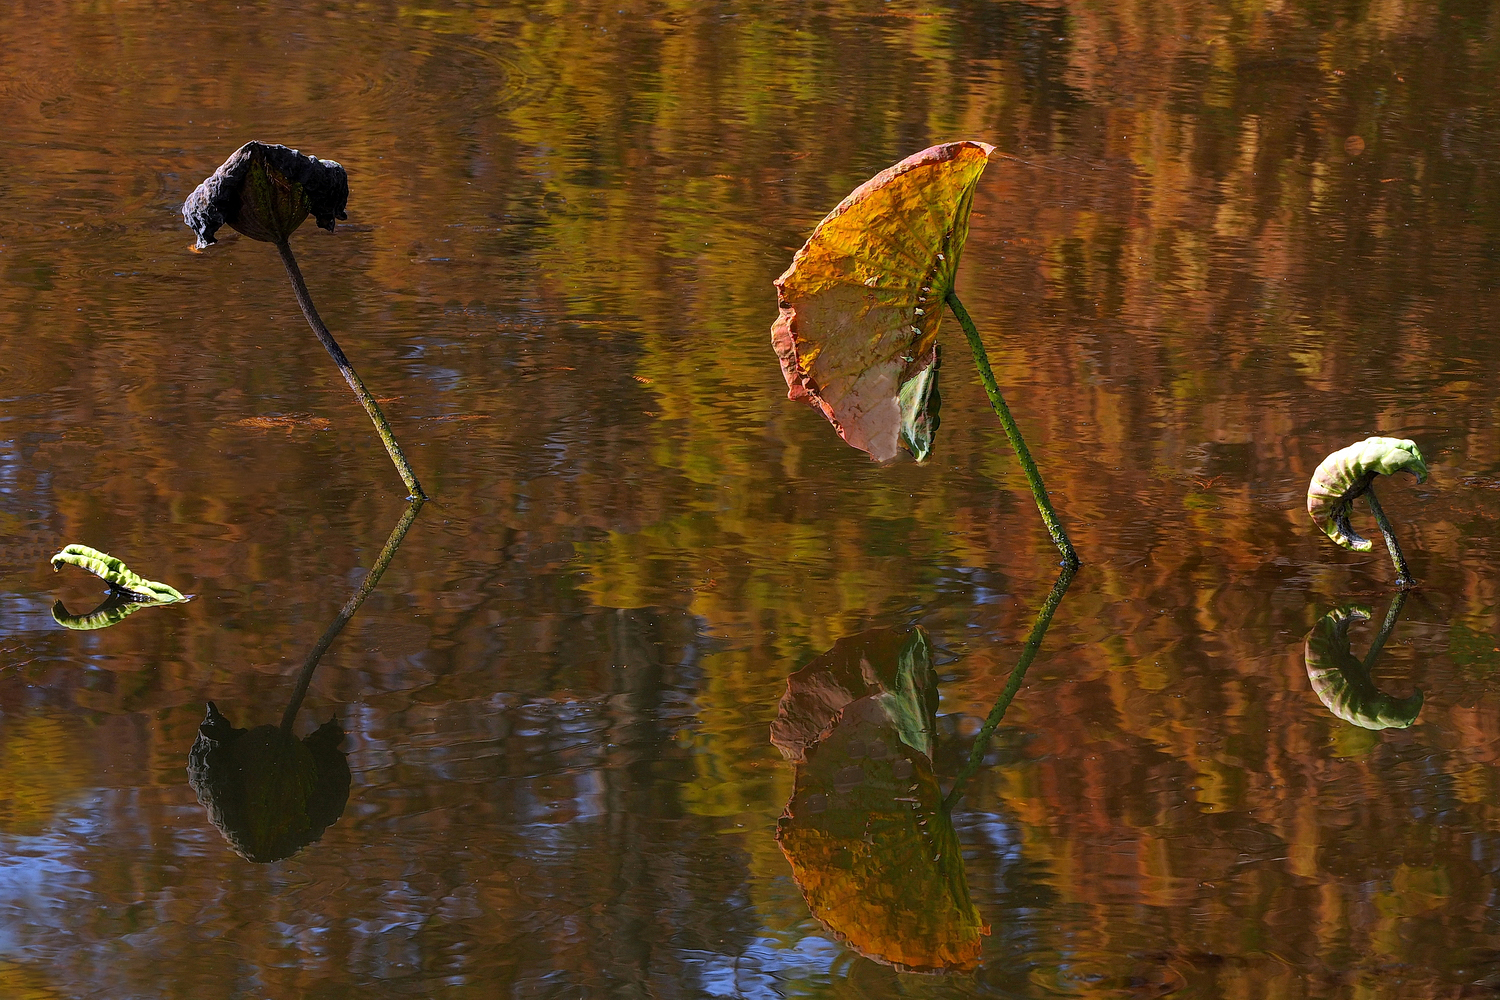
[3,1,1500,996]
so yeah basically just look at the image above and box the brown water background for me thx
[3,1,1500,997]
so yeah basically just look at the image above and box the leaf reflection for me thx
[189,499,423,863]
[1304,593,1423,731]
[772,565,1074,973]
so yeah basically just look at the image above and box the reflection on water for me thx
[2,0,1500,996]
[1305,595,1424,731]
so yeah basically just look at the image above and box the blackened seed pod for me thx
[183,141,349,249]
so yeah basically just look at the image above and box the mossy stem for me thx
[276,238,427,500]
[943,562,1076,811]
[1364,484,1413,589]
[281,499,424,732]
[947,291,1078,568]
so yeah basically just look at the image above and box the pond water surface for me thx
[3,2,1500,998]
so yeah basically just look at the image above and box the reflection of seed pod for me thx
[183,141,349,249]
[1306,437,1427,550]
[187,702,351,863]
[1304,606,1423,730]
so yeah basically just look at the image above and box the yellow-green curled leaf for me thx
[771,141,993,462]
[1306,437,1428,551]
[50,544,188,603]
[51,595,159,631]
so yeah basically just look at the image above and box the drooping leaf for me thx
[771,141,994,462]
[1304,606,1423,730]
[1306,437,1428,551]
[50,544,188,603]
[187,702,352,863]
[776,697,989,973]
[770,625,938,763]
[183,141,349,248]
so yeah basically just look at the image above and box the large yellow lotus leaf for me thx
[772,141,995,462]
[1304,606,1423,730]
[777,697,989,973]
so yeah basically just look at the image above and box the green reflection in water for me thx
[1304,593,1423,732]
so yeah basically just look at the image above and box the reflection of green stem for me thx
[1364,485,1413,589]
[943,562,1076,810]
[1362,589,1408,670]
[275,239,428,500]
[280,500,424,732]
[947,291,1078,568]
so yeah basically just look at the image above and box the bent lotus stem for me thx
[947,291,1078,568]
[280,498,425,732]
[944,561,1075,810]
[275,239,427,501]
[1363,485,1414,590]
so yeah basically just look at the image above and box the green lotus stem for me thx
[1363,485,1414,589]
[944,562,1075,810]
[1363,590,1409,669]
[947,291,1078,568]
[280,499,424,732]
[275,239,427,501]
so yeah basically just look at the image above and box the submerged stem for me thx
[275,239,427,500]
[946,291,1078,568]
[943,562,1076,811]
[280,499,424,732]
[1364,485,1414,589]
[1362,589,1409,670]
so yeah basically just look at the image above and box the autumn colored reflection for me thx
[0,0,1499,997]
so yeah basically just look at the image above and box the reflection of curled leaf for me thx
[187,702,351,863]
[770,625,938,763]
[771,141,992,462]
[183,140,349,249]
[777,697,988,973]
[50,544,188,603]
[51,594,166,630]
[1307,437,1428,551]
[1305,606,1423,730]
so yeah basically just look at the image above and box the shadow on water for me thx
[188,499,424,863]
[770,565,1075,974]
[1304,591,1424,732]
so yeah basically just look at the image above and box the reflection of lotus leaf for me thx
[771,141,993,462]
[1307,437,1427,551]
[777,698,988,973]
[187,702,351,863]
[770,625,937,763]
[51,594,165,630]
[1305,606,1423,730]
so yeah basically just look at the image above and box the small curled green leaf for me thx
[51,595,154,630]
[1307,437,1427,551]
[50,544,189,603]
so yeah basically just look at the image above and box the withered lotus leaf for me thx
[1307,437,1427,551]
[776,697,989,973]
[1304,606,1423,730]
[770,625,938,764]
[188,702,351,863]
[183,141,349,249]
[772,141,994,462]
